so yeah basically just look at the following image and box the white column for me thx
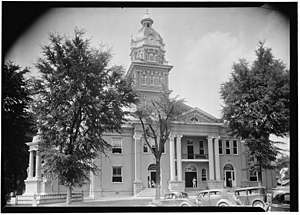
[169,134,175,181]
[35,149,41,178]
[208,136,215,180]
[89,170,94,198]
[28,150,34,178]
[133,133,142,182]
[176,134,183,181]
[214,137,221,180]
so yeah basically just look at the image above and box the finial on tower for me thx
[141,9,153,26]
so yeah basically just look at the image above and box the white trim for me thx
[219,139,223,155]
[112,138,122,154]
[143,143,150,154]
[199,140,205,155]
[222,163,236,187]
[201,168,207,181]
[225,140,231,155]
[249,170,258,182]
[233,140,238,155]
[112,166,123,183]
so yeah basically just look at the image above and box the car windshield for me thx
[272,193,290,204]
[182,193,188,198]
[165,194,174,199]
[210,191,222,196]
[235,190,247,196]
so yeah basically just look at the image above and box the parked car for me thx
[266,186,290,212]
[195,189,242,207]
[148,191,194,207]
[234,186,267,208]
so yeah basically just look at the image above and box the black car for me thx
[266,186,290,212]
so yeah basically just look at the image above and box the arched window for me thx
[224,164,234,171]
[202,169,207,181]
[148,164,156,171]
[185,164,197,172]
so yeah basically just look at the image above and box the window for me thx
[150,75,154,85]
[187,139,193,145]
[219,140,223,154]
[160,77,164,85]
[202,169,207,181]
[150,141,165,153]
[226,140,231,155]
[112,139,122,154]
[282,194,290,204]
[199,141,204,155]
[112,166,122,182]
[210,191,221,196]
[249,170,258,181]
[143,144,149,153]
[150,54,155,61]
[142,74,146,85]
[151,139,157,153]
[233,140,238,155]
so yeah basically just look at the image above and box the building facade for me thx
[21,11,276,199]
[88,11,276,198]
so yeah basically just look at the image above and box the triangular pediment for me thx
[179,106,219,123]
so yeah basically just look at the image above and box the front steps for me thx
[135,188,168,197]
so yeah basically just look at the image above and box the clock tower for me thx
[126,10,173,106]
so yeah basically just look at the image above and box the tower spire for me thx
[141,9,153,26]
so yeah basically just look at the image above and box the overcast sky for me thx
[5,6,290,152]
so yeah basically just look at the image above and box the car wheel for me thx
[218,202,228,207]
[252,201,264,208]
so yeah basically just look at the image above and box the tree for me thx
[2,62,35,206]
[32,29,137,204]
[220,41,290,186]
[135,92,185,200]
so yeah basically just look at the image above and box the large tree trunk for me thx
[155,158,161,200]
[66,186,72,204]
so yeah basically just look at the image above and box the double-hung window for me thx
[112,138,122,154]
[112,166,122,182]
[143,143,149,153]
[249,170,258,181]
[219,139,223,155]
[233,140,238,155]
[225,140,231,155]
[202,169,207,181]
[199,141,204,155]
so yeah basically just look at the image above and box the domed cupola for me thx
[130,10,168,65]
[126,10,173,104]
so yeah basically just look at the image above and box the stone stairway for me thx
[135,188,168,197]
[185,188,202,197]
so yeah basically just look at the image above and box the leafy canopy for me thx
[135,92,186,158]
[2,62,34,204]
[220,41,289,173]
[32,29,137,188]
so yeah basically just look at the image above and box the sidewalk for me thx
[42,195,154,206]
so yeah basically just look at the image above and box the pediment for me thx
[179,107,218,123]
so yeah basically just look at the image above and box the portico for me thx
[168,129,223,191]
[23,135,43,195]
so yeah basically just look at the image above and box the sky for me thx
[5,6,290,153]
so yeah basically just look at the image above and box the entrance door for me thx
[185,172,197,187]
[225,171,232,187]
[223,164,236,188]
[151,171,156,184]
[187,145,194,159]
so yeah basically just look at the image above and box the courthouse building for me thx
[23,11,276,199]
